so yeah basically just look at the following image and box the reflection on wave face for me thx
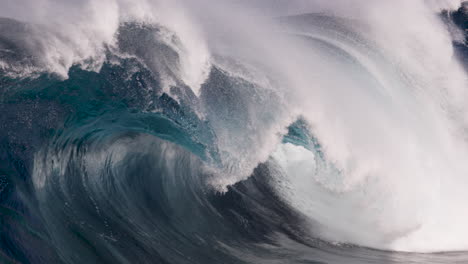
[0,1,468,263]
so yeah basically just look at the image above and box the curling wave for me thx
[1,0,468,263]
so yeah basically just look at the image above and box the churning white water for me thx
[2,0,468,253]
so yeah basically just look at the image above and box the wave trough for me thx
[1,0,468,263]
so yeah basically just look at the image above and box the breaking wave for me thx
[1,0,468,263]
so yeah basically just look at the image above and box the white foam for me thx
[0,0,211,95]
[8,0,468,252]
[189,0,468,252]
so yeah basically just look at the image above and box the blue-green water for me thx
[1,5,468,264]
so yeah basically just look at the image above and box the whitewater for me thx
[0,0,468,263]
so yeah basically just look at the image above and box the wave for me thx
[1,0,468,263]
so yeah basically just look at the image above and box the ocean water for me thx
[0,1,468,263]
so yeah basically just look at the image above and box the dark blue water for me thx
[0,6,468,264]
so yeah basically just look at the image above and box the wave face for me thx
[1,0,468,263]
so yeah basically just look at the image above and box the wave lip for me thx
[1,0,468,263]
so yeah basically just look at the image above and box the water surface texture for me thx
[1,1,468,263]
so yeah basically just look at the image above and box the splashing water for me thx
[0,0,468,263]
